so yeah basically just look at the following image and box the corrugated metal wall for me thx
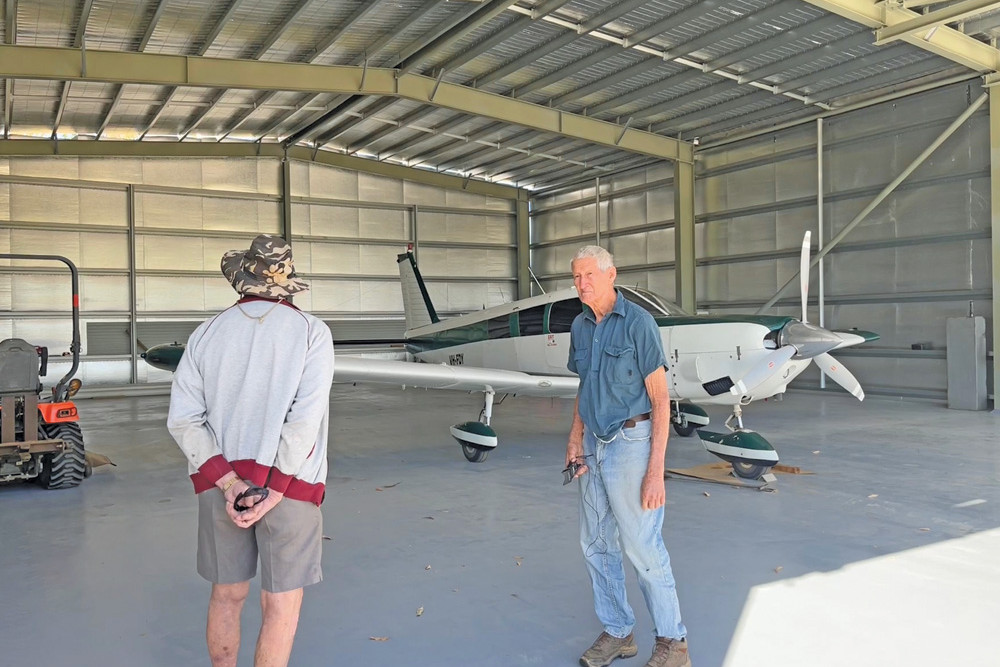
[0,157,516,387]
[530,82,992,401]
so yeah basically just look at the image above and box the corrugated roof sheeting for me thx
[743,25,863,80]
[1,0,996,188]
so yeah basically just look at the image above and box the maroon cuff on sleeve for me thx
[268,468,294,494]
[198,455,235,486]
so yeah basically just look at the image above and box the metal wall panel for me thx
[416,211,514,244]
[358,172,404,203]
[294,203,362,237]
[404,181,447,207]
[420,247,515,279]
[303,163,359,199]
[530,81,991,400]
[607,192,645,230]
[78,158,146,184]
[2,153,519,386]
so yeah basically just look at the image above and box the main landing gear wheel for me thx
[671,422,697,437]
[461,444,490,463]
[35,422,87,489]
[731,461,770,480]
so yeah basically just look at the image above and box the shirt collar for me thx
[582,289,626,322]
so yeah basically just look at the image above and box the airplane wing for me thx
[334,355,579,398]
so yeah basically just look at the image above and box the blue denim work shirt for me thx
[567,290,668,440]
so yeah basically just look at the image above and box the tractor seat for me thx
[0,338,42,395]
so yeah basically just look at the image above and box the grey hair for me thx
[572,245,615,272]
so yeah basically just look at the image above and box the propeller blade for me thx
[728,346,796,396]
[800,230,811,323]
[815,352,864,400]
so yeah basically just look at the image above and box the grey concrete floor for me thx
[1,385,998,667]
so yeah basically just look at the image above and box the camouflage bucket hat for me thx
[221,234,309,298]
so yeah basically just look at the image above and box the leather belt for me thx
[624,413,650,428]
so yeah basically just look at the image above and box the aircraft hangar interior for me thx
[1,1,998,666]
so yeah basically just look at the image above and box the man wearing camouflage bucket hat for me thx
[168,233,334,667]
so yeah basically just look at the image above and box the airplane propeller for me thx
[717,230,866,400]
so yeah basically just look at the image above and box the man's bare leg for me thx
[207,581,251,667]
[254,588,304,667]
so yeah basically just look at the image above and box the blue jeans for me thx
[579,420,687,640]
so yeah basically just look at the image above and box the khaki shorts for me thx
[197,490,323,593]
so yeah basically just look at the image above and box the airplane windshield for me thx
[618,286,690,316]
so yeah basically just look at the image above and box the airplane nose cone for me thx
[778,321,851,359]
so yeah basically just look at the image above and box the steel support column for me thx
[127,184,137,384]
[990,85,1000,406]
[674,160,695,312]
[516,195,530,299]
[281,156,292,241]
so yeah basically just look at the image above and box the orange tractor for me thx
[0,254,88,489]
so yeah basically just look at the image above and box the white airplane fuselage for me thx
[406,287,812,406]
[412,325,811,406]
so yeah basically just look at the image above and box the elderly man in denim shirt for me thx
[566,245,690,667]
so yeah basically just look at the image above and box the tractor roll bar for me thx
[0,254,80,402]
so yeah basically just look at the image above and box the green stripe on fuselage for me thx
[405,313,797,354]
[653,314,794,330]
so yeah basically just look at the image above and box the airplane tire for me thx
[35,422,87,489]
[731,461,769,480]
[671,422,697,437]
[461,443,490,463]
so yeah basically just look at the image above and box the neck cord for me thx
[235,299,282,324]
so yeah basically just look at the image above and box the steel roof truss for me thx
[801,0,1000,72]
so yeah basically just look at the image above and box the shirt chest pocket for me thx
[603,345,636,385]
[573,347,592,378]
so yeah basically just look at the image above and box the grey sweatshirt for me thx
[167,297,335,505]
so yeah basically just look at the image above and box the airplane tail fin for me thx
[397,251,439,331]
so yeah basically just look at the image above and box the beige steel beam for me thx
[0,139,522,200]
[876,0,1000,45]
[801,0,1000,72]
[516,196,531,300]
[674,160,696,313]
[990,85,1000,405]
[0,44,692,165]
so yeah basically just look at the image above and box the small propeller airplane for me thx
[142,232,877,480]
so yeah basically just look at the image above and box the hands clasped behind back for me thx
[223,480,284,528]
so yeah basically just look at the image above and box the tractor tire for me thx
[35,422,87,489]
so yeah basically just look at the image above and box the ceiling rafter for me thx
[774,43,908,94]
[344,0,570,154]
[805,56,957,103]
[875,0,1000,45]
[0,44,691,163]
[138,0,244,138]
[737,29,874,84]
[344,0,666,162]
[177,0,315,139]
[241,0,432,143]
[96,0,168,139]
[51,0,94,139]
[800,0,1000,72]
[282,0,507,147]
[703,13,847,72]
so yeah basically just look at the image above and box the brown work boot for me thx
[580,631,638,667]
[644,637,691,667]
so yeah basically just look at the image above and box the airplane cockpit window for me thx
[518,305,546,336]
[546,298,583,333]
[488,315,511,339]
[618,286,690,316]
